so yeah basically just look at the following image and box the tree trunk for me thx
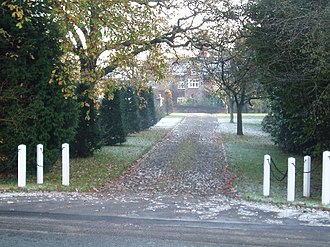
[236,102,244,135]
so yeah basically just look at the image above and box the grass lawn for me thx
[0,127,169,192]
[220,114,326,208]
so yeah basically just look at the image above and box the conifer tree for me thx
[139,87,157,130]
[0,0,78,172]
[124,86,141,134]
[99,89,127,146]
[71,84,100,157]
[147,87,157,127]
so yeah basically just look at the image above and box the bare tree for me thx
[202,43,257,135]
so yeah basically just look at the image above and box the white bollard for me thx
[62,143,70,186]
[303,156,311,197]
[263,154,271,196]
[18,144,26,187]
[287,157,296,202]
[37,144,43,184]
[322,151,330,205]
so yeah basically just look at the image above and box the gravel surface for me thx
[106,116,235,197]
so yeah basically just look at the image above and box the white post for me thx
[263,154,271,196]
[322,151,330,205]
[37,144,43,184]
[18,144,26,187]
[287,157,296,202]
[62,143,70,186]
[303,156,311,197]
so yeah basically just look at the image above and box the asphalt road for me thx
[1,210,330,247]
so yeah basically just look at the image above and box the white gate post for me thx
[303,156,311,197]
[62,143,70,186]
[322,151,330,205]
[18,144,26,187]
[263,154,271,196]
[287,157,296,202]
[37,144,43,184]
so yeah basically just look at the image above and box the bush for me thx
[247,0,330,156]
[261,114,273,133]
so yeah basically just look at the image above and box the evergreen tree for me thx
[124,86,141,133]
[139,87,157,130]
[71,84,101,157]
[99,89,127,146]
[138,89,150,130]
[0,0,79,173]
[147,87,157,127]
[247,0,330,155]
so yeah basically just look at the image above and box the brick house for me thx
[169,59,210,105]
[152,54,225,113]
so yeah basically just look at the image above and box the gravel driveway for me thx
[106,116,235,197]
[1,115,329,227]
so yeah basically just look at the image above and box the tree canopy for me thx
[246,0,330,155]
[51,0,212,156]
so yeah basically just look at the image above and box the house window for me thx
[177,97,185,104]
[188,79,199,88]
[178,81,185,89]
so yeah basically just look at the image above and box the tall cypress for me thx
[0,0,79,173]
[124,86,141,133]
[147,87,157,127]
[71,84,101,157]
[99,89,127,146]
[139,87,157,130]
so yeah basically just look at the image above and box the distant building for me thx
[170,59,205,105]
[152,51,225,113]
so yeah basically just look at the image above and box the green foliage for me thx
[146,87,157,127]
[0,0,78,173]
[98,86,157,147]
[52,0,169,157]
[261,114,273,133]
[71,84,101,157]
[124,86,141,133]
[139,87,157,130]
[1,0,31,29]
[99,89,127,146]
[246,0,330,156]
